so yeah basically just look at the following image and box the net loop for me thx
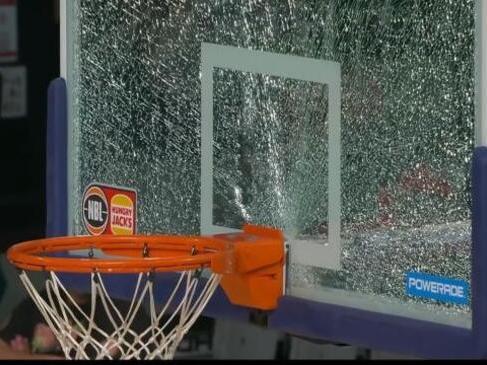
[19,270,221,359]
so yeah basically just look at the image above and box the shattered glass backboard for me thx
[64,0,475,331]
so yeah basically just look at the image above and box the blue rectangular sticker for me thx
[406,272,469,305]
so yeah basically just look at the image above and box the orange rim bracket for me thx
[211,225,285,311]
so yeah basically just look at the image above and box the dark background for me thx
[0,0,59,251]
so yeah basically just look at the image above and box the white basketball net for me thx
[18,270,221,359]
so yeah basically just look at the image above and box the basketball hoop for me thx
[7,225,284,360]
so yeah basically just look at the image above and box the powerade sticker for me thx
[406,271,469,305]
[82,183,137,236]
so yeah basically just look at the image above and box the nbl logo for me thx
[82,183,137,236]
[83,186,109,235]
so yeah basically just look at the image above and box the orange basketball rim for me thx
[7,224,285,311]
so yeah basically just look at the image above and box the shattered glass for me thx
[213,68,329,236]
[68,0,475,327]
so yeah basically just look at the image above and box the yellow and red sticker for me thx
[82,183,137,236]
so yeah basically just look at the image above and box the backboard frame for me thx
[48,0,487,358]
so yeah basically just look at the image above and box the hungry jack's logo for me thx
[82,183,137,236]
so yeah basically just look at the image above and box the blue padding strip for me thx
[46,78,68,237]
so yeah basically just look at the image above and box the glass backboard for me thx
[58,0,484,356]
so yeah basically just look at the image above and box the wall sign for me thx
[0,0,18,63]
